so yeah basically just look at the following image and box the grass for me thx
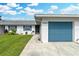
[0,34,32,56]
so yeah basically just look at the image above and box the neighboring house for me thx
[35,14,79,43]
[0,20,36,35]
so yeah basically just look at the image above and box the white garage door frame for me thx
[40,17,75,43]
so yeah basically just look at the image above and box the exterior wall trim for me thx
[41,17,74,43]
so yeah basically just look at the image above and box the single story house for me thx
[0,14,79,43]
[0,20,37,35]
[35,14,79,43]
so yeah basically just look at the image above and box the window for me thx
[23,25,32,31]
[8,25,17,30]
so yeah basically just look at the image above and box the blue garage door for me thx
[48,22,72,42]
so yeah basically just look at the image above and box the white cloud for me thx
[27,3,39,6]
[0,5,10,12]
[48,11,54,14]
[4,10,17,15]
[18,10,25,14]
[48,5,58,14]
[24,7,43,15]
[50,5,58,10]
[16,7,23,10]
[61,5,79,14]
[20,10,25,13]
[0,4,17,15]
[7,3,19,7]
[77,4,79,6]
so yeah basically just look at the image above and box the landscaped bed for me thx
[0,34,32,56]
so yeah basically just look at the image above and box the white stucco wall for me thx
[5,26,8,30]
[40,17,76,43]
[16,26,23,34]
[40,21,48,43]
[5,25,35,35]
[74,19,79,41]
[32,25,35,35]
[16,25,35,35]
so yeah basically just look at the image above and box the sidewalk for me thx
[20,34,40,56]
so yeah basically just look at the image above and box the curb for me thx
[20,34,38,56]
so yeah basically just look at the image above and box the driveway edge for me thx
[20,34,39,56]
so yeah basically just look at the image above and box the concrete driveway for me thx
[20,35,79,56]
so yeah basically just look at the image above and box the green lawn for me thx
[0,34,32,56]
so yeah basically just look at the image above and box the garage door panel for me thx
[48,22,72,42]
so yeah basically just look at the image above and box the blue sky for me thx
[0,3,79,20]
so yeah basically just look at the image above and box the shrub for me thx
[7,29,16,35]
[7,32,15,35]
[11,29,16,33]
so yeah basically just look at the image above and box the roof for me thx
[35,14,79,18]
[35,14,79,24]
[0,20,36,25]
